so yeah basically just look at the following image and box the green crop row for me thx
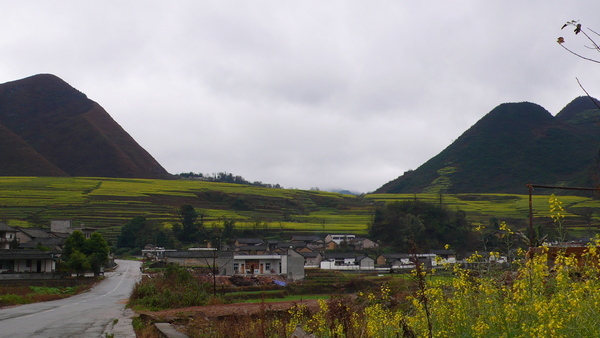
[2,177,600,243]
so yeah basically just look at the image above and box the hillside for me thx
[1,177,598,243]
[0,74,171,179]
[376,97,600,194]
[0,177,375,241]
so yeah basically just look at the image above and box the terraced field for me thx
[1,177,599,241]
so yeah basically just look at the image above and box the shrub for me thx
[129,265,209,310]
[0,294,30,306]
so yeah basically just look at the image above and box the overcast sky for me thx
[2,1,600,193]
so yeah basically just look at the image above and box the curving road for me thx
[0,259,141,338]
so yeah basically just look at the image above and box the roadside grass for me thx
[0,282,95,307]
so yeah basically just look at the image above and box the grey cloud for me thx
[1,1,600,192]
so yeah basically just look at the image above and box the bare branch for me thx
[576,77,600,111]
[579,29,600,53]
[589,27,600,38]
[558,43,600,63]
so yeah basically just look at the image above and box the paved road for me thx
[0,259,141,338]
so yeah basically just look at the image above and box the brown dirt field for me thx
[140,298,321,322]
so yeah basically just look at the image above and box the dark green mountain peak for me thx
[376,98,600,194]
[555,96,600,125]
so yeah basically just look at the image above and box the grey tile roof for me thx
[323,252,358,259]
[165,250,233,259]
[0,222,16,232]
[16,227,53,239]
[19,237,65,249]
[235,238,264,245]
[0,249,56,260]
[299,251,320,258]
[291,235,320,242]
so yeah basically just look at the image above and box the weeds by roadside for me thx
[183,243,600,337]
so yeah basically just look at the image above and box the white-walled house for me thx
[0,249,56,273]
[430,250,457,264]
[165,249,305,281]
[377,253,442,270]
[233,250,305,281]
[0,222,18,249]
[325,234,356,245]
[320,253,375,270]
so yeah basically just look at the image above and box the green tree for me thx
[63,230,87,258]
[174,204,205,243]
[26,209,47,227]
[63,231,110,276]
[67,250,91,277]
[116,216,146,248]
[222,218,237,240]
[85,233,110,276]
[369,200,474,253]
[117,216,178,251]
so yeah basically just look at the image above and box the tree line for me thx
[115,204,240,254]
[369,200,477,254]
[175,171,283,189]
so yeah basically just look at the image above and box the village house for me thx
[233,244,270,255]
[351,237,379,250]
[164,250,234,274]
[298,250,323,267]
[165,249,305,281]
[141,245,177,260]
[376,253,441,270]
[233,238,264,247]
[0,249,57,274]
[50,220,97,238]
[325,234,356,245]
[291,235,325,250]
[15,227,66,251]
[0,222,18,249]
[276,241,309,252]
[430,249,457,264]
[323,234,378,251]
[15,227,52,244]
[320,252,375,271]
[376,253,412,268]
[290,235,320,244]
[233,250,305,280]
[0,223,58,276]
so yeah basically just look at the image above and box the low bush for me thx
[129,265,209,310]
[0,294,30,307]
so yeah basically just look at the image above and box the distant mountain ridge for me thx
[0,74,171,179]
[376,97,600,194]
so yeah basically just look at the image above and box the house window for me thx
[26,259,32,268]
[265,262,271,271]
[233,263,239,273]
